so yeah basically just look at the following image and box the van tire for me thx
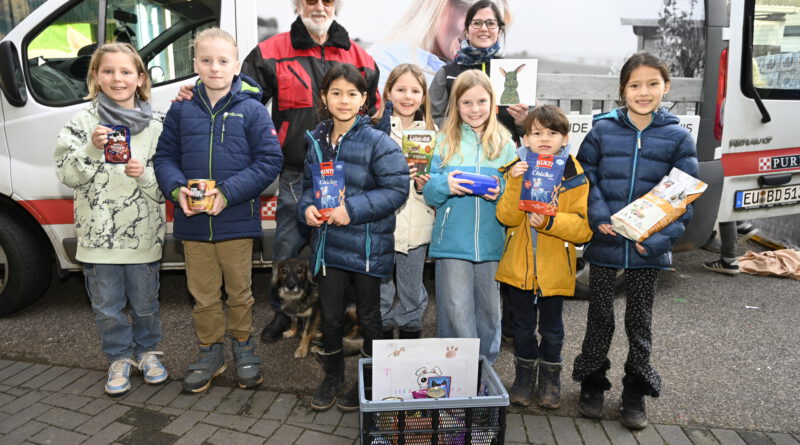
[574,259,625,299]
[0,211,52,316]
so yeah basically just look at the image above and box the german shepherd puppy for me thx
[272,258,360,358]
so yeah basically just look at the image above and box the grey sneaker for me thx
[182,343,226,393]
[231,336,263,389]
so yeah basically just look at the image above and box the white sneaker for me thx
[105,358,137,395]
[137,351,168,385]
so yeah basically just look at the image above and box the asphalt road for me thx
[0,245,798,434]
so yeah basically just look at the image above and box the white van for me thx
[1,0,799,314]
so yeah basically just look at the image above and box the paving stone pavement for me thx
[0,358,797,445]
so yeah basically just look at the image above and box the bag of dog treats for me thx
[103,125,131,164]
[311,161,345,222]
[401,129,436,176]
[611,167,707,242]
[519,151,567,215]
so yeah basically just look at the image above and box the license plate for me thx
[734,183,800,209]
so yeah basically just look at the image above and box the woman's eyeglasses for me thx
[469,19,499,30]
[305,0,335,6]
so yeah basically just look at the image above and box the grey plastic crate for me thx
[358,356,509,445]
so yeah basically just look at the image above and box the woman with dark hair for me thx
[428,0,529,144]
[368,0,512,89]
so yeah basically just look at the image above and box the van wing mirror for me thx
[0,41,27,107]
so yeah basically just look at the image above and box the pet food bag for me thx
[311,161,345,221]
[611,167,707,242]
[401,129,436,176]
[103,125,131,164]
[519,151,567,215]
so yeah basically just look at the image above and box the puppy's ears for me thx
[271,260,284,285]
[304,260,315,284]
[431,366,442,376]
[415,367,427,377]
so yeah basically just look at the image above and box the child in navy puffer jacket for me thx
[154,29,283,394]
[572,52,698,430]
[297,63,408,413]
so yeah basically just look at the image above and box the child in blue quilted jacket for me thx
[154,28,283,394]
[297,62,408,412]
[571,52,698,429]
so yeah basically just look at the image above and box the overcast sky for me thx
[260,0,705,64]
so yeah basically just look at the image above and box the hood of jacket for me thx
[593,107,679,130]
[193,74,263,112]
[305,114,372,159]
[513,144,570,162]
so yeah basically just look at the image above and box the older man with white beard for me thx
[244,0,381,345]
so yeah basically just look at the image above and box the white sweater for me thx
[54,104,165,264]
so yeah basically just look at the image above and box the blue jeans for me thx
[435,259,501,364]
[272,170,311,309]
[380,245,429,331]
[83,262,161,363]
[506,285,564,363]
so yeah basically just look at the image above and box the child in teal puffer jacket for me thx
[423,69,516,365]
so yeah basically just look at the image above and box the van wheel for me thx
[574,258,625,299]
[0,212,52,316]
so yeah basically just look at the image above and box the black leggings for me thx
[572,265,662,396]
[317,267,381,356]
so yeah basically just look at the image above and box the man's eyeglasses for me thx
[469,19,499,30]
[305,0,335,5]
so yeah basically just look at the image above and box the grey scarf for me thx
[96,92,153,135]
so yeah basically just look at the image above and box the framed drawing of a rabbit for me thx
[490,58,538,106]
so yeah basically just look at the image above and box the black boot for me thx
[311,350,344,411]
[337,349,370,412]
[578,362,611,419]
[536,360,562,409]
[620,376,649,429]
[509,357,537,407]
[260,311,290,343]
[398,328,421,339]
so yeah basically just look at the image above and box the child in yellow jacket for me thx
[496,105,592,408]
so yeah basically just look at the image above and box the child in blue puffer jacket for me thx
[571,52,698,430]
[297,63,409,413]
[154,28,283,394]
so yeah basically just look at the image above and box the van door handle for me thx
[758,173,792,187]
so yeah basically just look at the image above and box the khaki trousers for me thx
[184,239,254,344]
